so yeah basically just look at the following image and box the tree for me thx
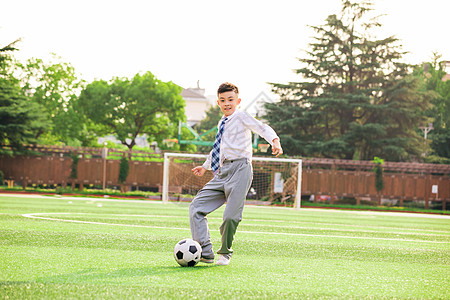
[0,39,50,153]
[194,105,222,134]
[416,53,450,163]
[265,0,432,161]
[373,156,384,205]
[16,54,92,146]
[192,105,222,152]
[78,72,185,150]
[118,155,129,192]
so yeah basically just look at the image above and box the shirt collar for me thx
[221,109,239,122]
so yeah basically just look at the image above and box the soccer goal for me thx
[162,152,303,208]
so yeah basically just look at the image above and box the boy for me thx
[190,82,283,266]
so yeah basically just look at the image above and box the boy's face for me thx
[217,91,241,117]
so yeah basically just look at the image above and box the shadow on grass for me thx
[34,264,216,284]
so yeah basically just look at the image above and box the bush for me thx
[0,170,4,184]
[373,157,384,192]
[70,152,79,179]
[118,156,129,184]
[55,186,73,195]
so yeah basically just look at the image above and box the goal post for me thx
[162,152,303,209]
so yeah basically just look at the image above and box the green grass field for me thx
[1,194,449,299]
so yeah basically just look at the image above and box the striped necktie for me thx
[211,117,228,174]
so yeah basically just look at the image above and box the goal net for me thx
[162,153,302,208]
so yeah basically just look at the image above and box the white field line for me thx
[240,223,449,237]
[253,207,450,220]
[21,213,450,244]
[3,193,450,220]
[243,218,450,234]
[1,193,157,204]
[21,213,188,231]
[237,229,450,244]
[127,215,449,234]
[79,213,448,237]
[20,211,450,235]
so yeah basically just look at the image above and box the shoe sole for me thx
[216,257,230,266]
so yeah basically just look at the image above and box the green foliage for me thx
[419,53,450,130]
[372,156,384,192]
[266,0,431,162]
[193,105,222,152]
[415,53,450,162]
[430,128,450,159]
[424,154,450,165]
[0,170,4,183]
[78,72,186,150]
[0,40,50,153]
[15,54,92,146]
[194,105,221,135]
[118,156,129,184]
[0,81,50,152]
[0,40,19,77]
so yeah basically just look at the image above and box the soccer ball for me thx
[173,238,202,267]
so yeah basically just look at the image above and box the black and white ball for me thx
[173,238,202,267]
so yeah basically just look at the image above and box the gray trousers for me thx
[189,158,253,259]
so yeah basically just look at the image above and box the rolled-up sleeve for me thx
[202,149,213,170]
[240,111,279,145]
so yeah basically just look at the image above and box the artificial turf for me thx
[1,194,449,299]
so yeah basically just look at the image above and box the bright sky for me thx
[1,0,449,107]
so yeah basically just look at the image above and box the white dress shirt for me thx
[202,109,279,170]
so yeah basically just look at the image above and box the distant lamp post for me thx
[419,123,433,156]
[102,143,108,190]
[419,123,433,143]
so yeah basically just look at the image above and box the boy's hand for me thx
[272,138,283,157]
[191,166,206,177]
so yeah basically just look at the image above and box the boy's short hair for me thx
[217,82,239,96]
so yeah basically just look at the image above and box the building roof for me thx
[181,88,210,103]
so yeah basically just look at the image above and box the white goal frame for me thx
[162,152,303,209]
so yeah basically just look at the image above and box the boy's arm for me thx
[241,111,280,150]
[193,149,211,176]
[201,149,213,171]
[191,149,212,176]
[200,120,221,171]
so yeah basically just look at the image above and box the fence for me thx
[0,146,449,209]
[301,159,450,209]
[0,145,163,190]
